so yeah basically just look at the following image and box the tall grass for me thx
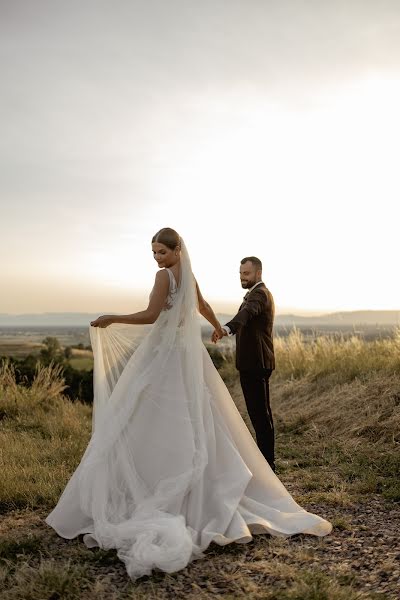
[274,327,400,381]
[213,327,400,385]
[0,361,91,512]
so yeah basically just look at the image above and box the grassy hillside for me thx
[218,329,400,503]
[0,332,399,599]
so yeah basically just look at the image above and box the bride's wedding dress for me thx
[45,240,332,580]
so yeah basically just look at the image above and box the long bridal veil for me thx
[77,239,212,576]
[46,238,332,580]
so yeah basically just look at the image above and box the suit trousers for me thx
[239,369,275,471]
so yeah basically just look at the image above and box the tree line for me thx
[2,337,94,403]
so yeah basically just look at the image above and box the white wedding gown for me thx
[45,241,332,580]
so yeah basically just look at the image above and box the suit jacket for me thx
[225,283,275,372]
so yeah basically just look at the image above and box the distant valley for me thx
[0,310,398,327]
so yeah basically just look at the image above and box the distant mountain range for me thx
[274,311,400,327]
[0,313,101,327]
[0,311,398,327]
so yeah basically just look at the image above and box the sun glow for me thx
[146,76,400,312]
[2,78,399,314]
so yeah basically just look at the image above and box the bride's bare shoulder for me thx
[148,270,170,305]
[152,269,170,289]
[155,268,170,279]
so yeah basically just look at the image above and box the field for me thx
[0,327,92,355]
[0,330,399,599]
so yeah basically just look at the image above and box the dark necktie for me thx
[243,291,250,301]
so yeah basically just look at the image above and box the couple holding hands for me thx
[46,228,331,581]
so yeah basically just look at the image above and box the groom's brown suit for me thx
[225,283,276,471]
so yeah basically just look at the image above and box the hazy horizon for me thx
[1,1,399,314]
[1,308,399,320]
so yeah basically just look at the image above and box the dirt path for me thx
[286,493,400,598]
[1,494,399,599]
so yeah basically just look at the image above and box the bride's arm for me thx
[195,280,224,335]
[91,270,170,327]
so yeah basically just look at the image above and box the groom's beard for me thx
[241,279,257,289]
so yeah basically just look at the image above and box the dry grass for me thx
[217,327,400,385]
[273,368,400,503]
[221,331,400,504]
[273,327,400,382]
[0,361,91,512]
[0,334,399,598]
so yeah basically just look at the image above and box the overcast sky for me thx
[1,0,399,315]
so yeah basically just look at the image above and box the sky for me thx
[1,0,399,315]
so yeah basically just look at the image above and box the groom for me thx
[213,257,276,472]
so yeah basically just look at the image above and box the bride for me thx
[45,227,332,580]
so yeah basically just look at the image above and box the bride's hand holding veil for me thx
[90,315,115,328]
[90,270,170,328]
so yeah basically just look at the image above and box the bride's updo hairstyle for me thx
[152,227,181,251]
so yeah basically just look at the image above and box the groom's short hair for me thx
[241,256,262,271]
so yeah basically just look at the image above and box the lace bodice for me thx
[148,268,179,312]
[163,268,178,311]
